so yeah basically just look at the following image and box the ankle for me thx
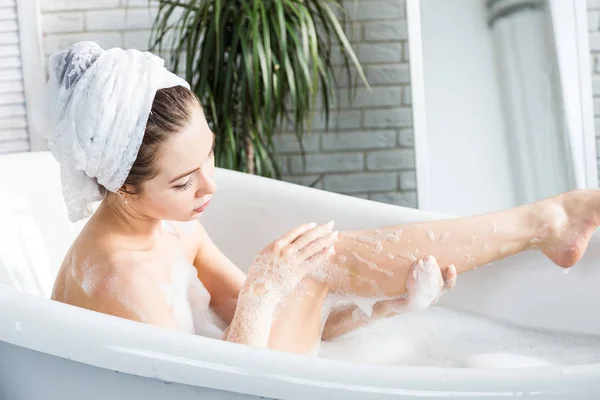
[529,200,567,247]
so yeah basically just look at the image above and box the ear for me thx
[119,184,143,202]
[118,184,134,195]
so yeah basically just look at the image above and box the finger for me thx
[443,264,457,289]
[287,221,335,254]
[273,222,318,251]
[299,230,338,260]
[303,245,336,270]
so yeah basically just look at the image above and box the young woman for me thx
[47,41,600,355]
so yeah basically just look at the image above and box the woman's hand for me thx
[225,221,338,348]
[403,255,457,311]
[321,256,457,340]
[243,221,338,302]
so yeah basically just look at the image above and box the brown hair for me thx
[120,85,200,195]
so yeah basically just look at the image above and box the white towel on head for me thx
[43,41,190,222]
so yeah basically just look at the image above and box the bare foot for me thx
[537,189,600,268]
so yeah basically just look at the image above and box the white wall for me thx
[420,0,518,216]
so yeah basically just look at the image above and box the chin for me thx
[159,215,193,222]
[174,212,201,222]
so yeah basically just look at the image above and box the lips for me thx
[193,199,211,213]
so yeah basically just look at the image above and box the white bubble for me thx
[440,232,451,243]
[427,230,436,242]
[352,252,393,277]
[319,306,600,368]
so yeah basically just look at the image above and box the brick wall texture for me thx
[39,0,418,207]
[28,0,600,205]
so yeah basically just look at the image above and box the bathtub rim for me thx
[2,285,600,398]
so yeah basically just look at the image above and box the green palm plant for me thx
[149,0,369,178]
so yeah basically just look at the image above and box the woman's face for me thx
[132,104,217,221]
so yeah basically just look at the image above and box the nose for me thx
[195,169,217,197]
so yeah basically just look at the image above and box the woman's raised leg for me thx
[319,189,600,298]
[265,189,600,351]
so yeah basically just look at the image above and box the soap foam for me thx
[427,230,436,242]
[158,256,225,338]
[463,352,552,368]
[402,257,443,312]
[439,232,451,243]
[79,256,103,296]
[491,220,498,233]
[343,229,404,256]
[352,252,394,277]
[319,307,600,367]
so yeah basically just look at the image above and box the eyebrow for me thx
[168,133,216,184]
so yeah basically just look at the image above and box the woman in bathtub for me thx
[47,42,600,354]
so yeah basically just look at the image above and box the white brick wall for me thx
[280,0,416,206]
[40,0,157,57]
[39,0,416,207]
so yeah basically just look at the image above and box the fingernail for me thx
[327,220,335,228]
[309,222,317,227]
[332,230,339,238]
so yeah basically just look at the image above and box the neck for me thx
[94,193,162,244]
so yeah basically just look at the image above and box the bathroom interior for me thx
[2,0,600,398]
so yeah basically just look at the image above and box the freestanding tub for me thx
[2,151,600,399]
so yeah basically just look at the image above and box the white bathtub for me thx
[2,151,600,399]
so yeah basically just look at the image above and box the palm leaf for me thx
[148,0,369,179]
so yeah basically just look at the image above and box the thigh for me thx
[267,277,329,354]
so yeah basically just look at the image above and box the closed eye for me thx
[174,176,193,191]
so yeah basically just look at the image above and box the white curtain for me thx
[488,0,576,204]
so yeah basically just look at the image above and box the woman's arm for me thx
[322,257,457,340]
[190,222,247,325]
[191,221,337,348]
[222,286,278,347]
[190,226,281,347]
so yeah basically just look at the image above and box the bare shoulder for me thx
[62,239,146,298]
[89,251,180,330]
[64,235,174,324]
[55,220,180,330]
